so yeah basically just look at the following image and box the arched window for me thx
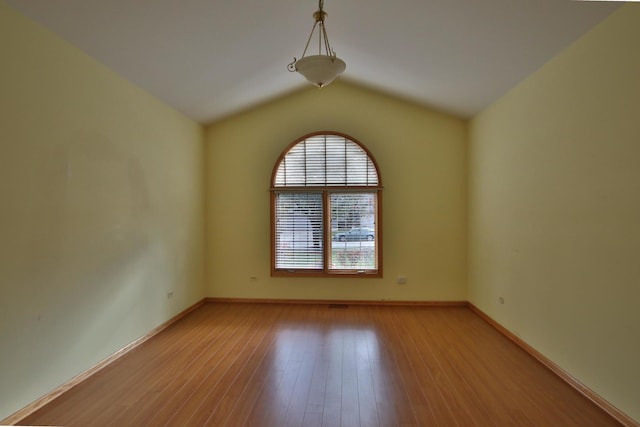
[271,132,382,277]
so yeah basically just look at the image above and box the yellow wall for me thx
[0,2,205,419]
[4,0,637,422]
[205,82,467,301]
[469,5,640,421]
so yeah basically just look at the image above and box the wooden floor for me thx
[21,303,620,427]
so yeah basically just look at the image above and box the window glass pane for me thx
[275,143,305,186]
[325,135,346,185]
[275,192,324,270]
[305,137,326,185]
[346,143,368,185]
[329,193,377,270]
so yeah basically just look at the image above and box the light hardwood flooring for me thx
[21,303,621,426]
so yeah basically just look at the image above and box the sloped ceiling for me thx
[4,0,620,123]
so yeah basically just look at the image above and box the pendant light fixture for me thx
[287,0,346,88]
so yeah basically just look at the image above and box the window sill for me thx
[272,270,382,278]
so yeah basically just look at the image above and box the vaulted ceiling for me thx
[4,0,620,123]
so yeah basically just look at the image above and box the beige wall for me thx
[205,82,467,301]
[0,3,205,419]
[469,5,640,422]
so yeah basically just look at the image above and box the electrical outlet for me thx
[167,291,174,299]
[397,276,407,285]
[498,296,504,304]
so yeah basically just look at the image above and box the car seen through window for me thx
[333,227,375,242]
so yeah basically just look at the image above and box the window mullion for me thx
[323,190,330,273]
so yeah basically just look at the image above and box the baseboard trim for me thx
[1,298,207,426]
[467,302,638,427]
[205,297,468,307]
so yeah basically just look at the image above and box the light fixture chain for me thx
[321,22,334,57]
[301,21,320,58]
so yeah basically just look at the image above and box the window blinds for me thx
[274,135,379,187]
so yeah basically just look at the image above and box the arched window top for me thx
[272,132,380,188]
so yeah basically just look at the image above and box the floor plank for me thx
[20,303,623,427]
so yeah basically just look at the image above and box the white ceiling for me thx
[5,0,620,123]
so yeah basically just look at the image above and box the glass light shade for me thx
[295,55,346,87]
